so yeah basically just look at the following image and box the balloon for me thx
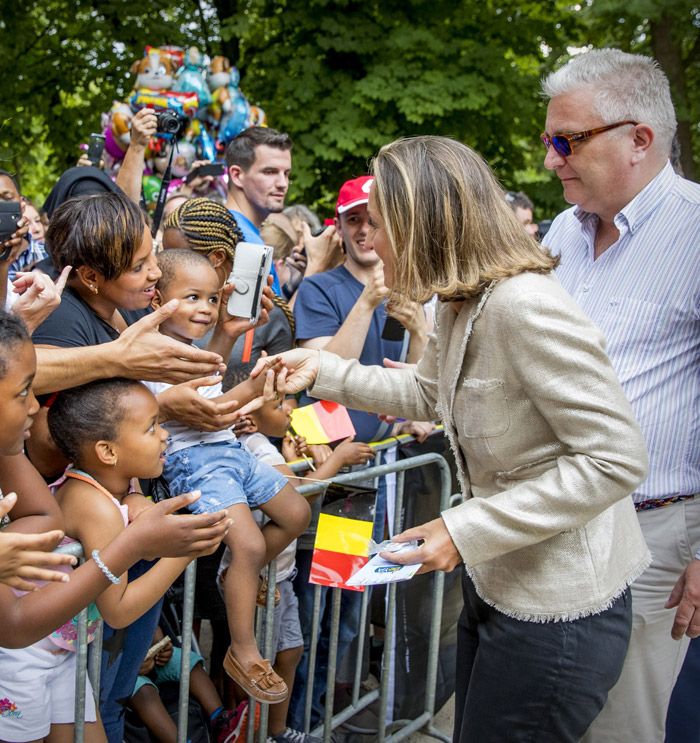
[141,175,162,210]
[219,90,250,144]
[130,89,199,117]
[104,127,127,160]
[173,46,212,109]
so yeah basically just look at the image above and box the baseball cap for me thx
[336,175,374,216]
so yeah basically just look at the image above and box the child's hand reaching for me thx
[0,492,76,591]
[333,437,374,467]
[308,443,332,466]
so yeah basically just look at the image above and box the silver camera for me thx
[227,242,274,322]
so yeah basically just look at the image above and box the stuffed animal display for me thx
[100,44,266,197]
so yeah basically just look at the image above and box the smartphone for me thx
[0,202,21,259]
[185,162,225,184]
[382,315,406,341]
[227,242,274,322]
[86,134,106,167]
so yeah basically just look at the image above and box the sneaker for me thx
[237,700,261,742]
[212,703,247,743]
[267,728,324,743]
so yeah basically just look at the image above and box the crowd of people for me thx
[0,45,697,743]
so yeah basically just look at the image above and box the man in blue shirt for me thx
[225,127,293,295]
[541,48,700,742]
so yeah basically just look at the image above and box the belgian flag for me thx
[309,483,377,593]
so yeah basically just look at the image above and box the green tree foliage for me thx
[5,1,696,221]
[577,0,700,180]
[0,0,206,202]
[221,0,575,215]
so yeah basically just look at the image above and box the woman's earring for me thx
[92,285,99,295]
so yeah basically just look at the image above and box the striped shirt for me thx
[544,162,700,504]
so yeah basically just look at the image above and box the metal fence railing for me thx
[57,436,457,743]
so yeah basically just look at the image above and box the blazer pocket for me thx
[458,378,510,438]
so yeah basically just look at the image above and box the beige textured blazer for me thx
[311,272,650,621]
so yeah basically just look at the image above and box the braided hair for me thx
[163,197,295,336]
[163,197,244,261]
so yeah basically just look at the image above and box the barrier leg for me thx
[88,620,103,705]
[257,562,277,743]
[322,588,342,742]
[74,605,88,743]
[303,584,322,733]
[177,559,196,743]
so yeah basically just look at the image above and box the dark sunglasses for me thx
[540,120,638,157]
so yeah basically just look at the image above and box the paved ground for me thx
[406,696,453,742]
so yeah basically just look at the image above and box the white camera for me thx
[227,242,274,322]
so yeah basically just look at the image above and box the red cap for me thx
[336,175,374,216]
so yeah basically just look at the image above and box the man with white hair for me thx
[541,48,700,742]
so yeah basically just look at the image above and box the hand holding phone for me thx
[0,202,22,261]
[227,242,274,322]
[86,134,106,167]
[185,162,225,184]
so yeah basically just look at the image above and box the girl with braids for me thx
[162,198,296,393]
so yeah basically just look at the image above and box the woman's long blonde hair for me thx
[371,136,558,302]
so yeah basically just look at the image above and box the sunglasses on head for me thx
[540,120,638,158]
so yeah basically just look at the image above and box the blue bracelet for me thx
[92,549,121,585]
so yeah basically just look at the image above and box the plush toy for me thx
[207,56,233,122]
[130,49,175,92]
[109,101,134,151]
[173,46,211,109]
[145,45,184,74]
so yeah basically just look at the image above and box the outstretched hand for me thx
[0,492,76,592]
[129,491,231,560]
[380,517,462,574]
[116,299,225,384]
[157,375,242,432]
[11,266,71,333]
[249,347,321,395]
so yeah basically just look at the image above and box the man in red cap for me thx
[293,174,422,440]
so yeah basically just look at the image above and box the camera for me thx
[156,110,187,137]
[0,202,21,261]
[227,242,273,323]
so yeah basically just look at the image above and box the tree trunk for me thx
[212,0,241,65]
[651,11,695,180]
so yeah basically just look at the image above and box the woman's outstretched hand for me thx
[380,517,462,574]
[249,348,321,395]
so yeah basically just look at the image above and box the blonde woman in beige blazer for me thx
[252,137,650,742]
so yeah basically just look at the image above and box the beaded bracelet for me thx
[92,549,121,585]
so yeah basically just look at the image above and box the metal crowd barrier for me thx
[58,433,456,743]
